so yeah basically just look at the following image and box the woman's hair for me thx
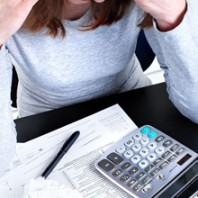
[23,0,152,38]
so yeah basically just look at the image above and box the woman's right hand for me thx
[0,0,39,45]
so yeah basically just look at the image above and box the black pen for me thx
[41,131,80,179]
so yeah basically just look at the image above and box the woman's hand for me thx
[0,0,39,45]
[134,0,187,31]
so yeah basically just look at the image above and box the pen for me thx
[41,131,80,179]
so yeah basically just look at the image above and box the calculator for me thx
[95,125,198,198]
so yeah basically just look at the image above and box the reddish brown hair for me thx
[23,0,152,38]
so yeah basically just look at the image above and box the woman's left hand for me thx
[134,0,187,31]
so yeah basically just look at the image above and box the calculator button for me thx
[147,153,157,162]
[155,135,165,143]
[112,169,122,177]
[153,158,163,165]
[98,159,115,172]
[141,126,151,134]
[142,176,152,185]
[127,179,137,187]
[95,125,198,198]
[120,174,130,182]
[155,147,165,155]
[148,130,159,139]
[151,168,160,176]
[167,154,177,162]
[148,142,157,150]
[107,153,124,164]
[135,172,145,180]
[163,140,173,147]
[140,137,149,145]
[139,148,149,157]
[124,139,134,147]
[156,173,165,180]
[145,164,155,172]
[124,150,134,158]
[133,183,143,192]
[162,151,171,159]
[129,167,139,175]
[131,155,141,163]
[138,160,149,169]
[176,147,185,156]
[133,133,142,141]
[121,162,131,170]
[142,183,153,193]
[159,161,169,169]
[132,144,141,152]
[116,146,126,154]
[170,144,180,152]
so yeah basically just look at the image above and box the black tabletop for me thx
[15,83,198,153]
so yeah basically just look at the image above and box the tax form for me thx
[0,104,137,198]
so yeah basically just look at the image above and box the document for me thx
[49,149,131,198]
[0,104,137,198]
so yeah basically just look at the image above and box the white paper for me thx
[23,177,83,198]
[49,149,131,198]
[0,104,137,198]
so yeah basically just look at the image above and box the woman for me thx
[0,0,198,174]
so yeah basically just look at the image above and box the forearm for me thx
[144,0,198,123]
[0,46,16,175]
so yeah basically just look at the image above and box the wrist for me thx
[156,1,187,31]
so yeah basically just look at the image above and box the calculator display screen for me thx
[177,154,192,165]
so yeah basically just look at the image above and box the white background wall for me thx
[144,58,165,84]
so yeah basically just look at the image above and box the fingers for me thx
[18,0,39,14]
[0,0,40,44]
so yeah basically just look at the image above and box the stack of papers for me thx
[0,104,137,198]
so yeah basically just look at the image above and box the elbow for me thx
[170,95,198,124]
[185,108,198,124]
[183,108,198,124]
[167,82,198,124]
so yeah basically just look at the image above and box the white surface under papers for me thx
[0,104,137,198]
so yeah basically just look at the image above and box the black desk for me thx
[15,83,198,153]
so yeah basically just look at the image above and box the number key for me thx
[131,155,141,163]
[133,133,142,140]
[132,144,141,152]
[125,139,134,147]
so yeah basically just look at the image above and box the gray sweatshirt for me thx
[0,0,198,174]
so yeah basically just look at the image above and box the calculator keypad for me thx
[96,125,198,198]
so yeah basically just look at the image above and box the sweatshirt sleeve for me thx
[0,45,16,176]
[144,0,198,124]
